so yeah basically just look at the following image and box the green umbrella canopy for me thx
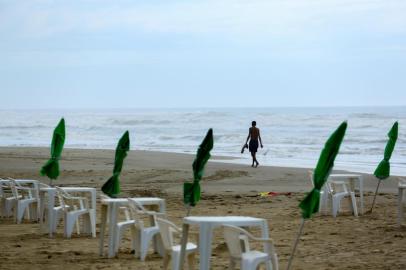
[183,128,214,207]
[102,131,130,197]
[374,122,398,180]
[40,118,66,180]
[299,122,347,219]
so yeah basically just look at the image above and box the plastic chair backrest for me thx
[0,180,12,198]
[156,217,179,251]
[100,194,110,200]
[55,187,86,210]
[8,179,20,199]
[55,187,68,209]
[222,225,248,259]
[8,178,39,199]
[308,170,314,187]
[127,199,147,230]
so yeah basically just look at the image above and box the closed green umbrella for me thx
[40,118,66,185]
[370,121,398,212]
[287,122,347,270]
[102,131,130,198]
[183,128,213,215]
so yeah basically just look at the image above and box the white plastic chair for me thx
[222,224,279,270]
[56,187,96,238]
[38,182,67,233]
[156,217,197,270]
[117,199,164,261]
[99,194,136,255]
[307,171,328,213]
[397,177,406,226]
[0,179,18,218]
[308,171,358,217]
[327,181,358,218]
[9,179,39,223]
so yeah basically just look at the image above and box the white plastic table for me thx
[397,182,406,226]
[99,197,166,258]
[179,216,271,270]
[39,187,96,237]
[329,174,364,214]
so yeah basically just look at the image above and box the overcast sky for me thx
[1,0,405,109]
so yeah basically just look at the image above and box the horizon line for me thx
[1,105,406,111]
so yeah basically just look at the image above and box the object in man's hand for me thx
[241,144,248,154]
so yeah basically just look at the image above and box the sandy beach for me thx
[0,147,405,269]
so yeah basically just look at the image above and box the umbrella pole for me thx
[370,179,382,213]
[186,204,191,217]
[287,218,305,270]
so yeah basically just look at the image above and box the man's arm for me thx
[258,129,263,148]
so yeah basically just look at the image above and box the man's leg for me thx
[250,152,255,167]
[253,152,259,167]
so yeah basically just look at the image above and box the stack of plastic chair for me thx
[9,179,39,223]
[55,187,95,238]
[114,202,136,253]
[156,217,197,270]
[0,179,17,218]
[327,180,358,217]
[222,224,279,270]
[308,170,358,217]
[398,177,406,226]
[115,199,164,260]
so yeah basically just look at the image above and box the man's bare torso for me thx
[250,127,259,140]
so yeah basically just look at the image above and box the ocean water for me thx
[0,107,405,175]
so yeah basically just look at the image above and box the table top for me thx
[40,187,96,192]
[399,183,406,188]
[184,216,265,225]
[329,174,362,178]
[102,197,164,203]
[129,197,164,203]
[0,179,39,184]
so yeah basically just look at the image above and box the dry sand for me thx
[0,147,405,269]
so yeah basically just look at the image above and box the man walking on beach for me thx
[244,121,263,168]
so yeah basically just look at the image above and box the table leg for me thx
[90,191,97,236]
[108,202,118,258]
[160,200,166,213]
[39,191,45,229]
[261,221,272,270]
[179,223,190,270]
[198,224,213,270]
[398,188,403,226]
[99,204,107,256]
[48,190,56,237]
[35,184,40,222]
[359,176,364,215]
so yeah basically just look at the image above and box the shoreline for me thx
[1,145,404,177]
[0,146,401,194]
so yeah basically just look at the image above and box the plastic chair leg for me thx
[332,197,339,218]
[229,258,237,270]
[115,226,124,253]
[89,211,96,237]
[162,253,170,270]
[350,193,358,217]
[65,212,80,238]
[140,231,155,261]
[153,234,165,257]
[171,251,180,270]
[187,253,196,270]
